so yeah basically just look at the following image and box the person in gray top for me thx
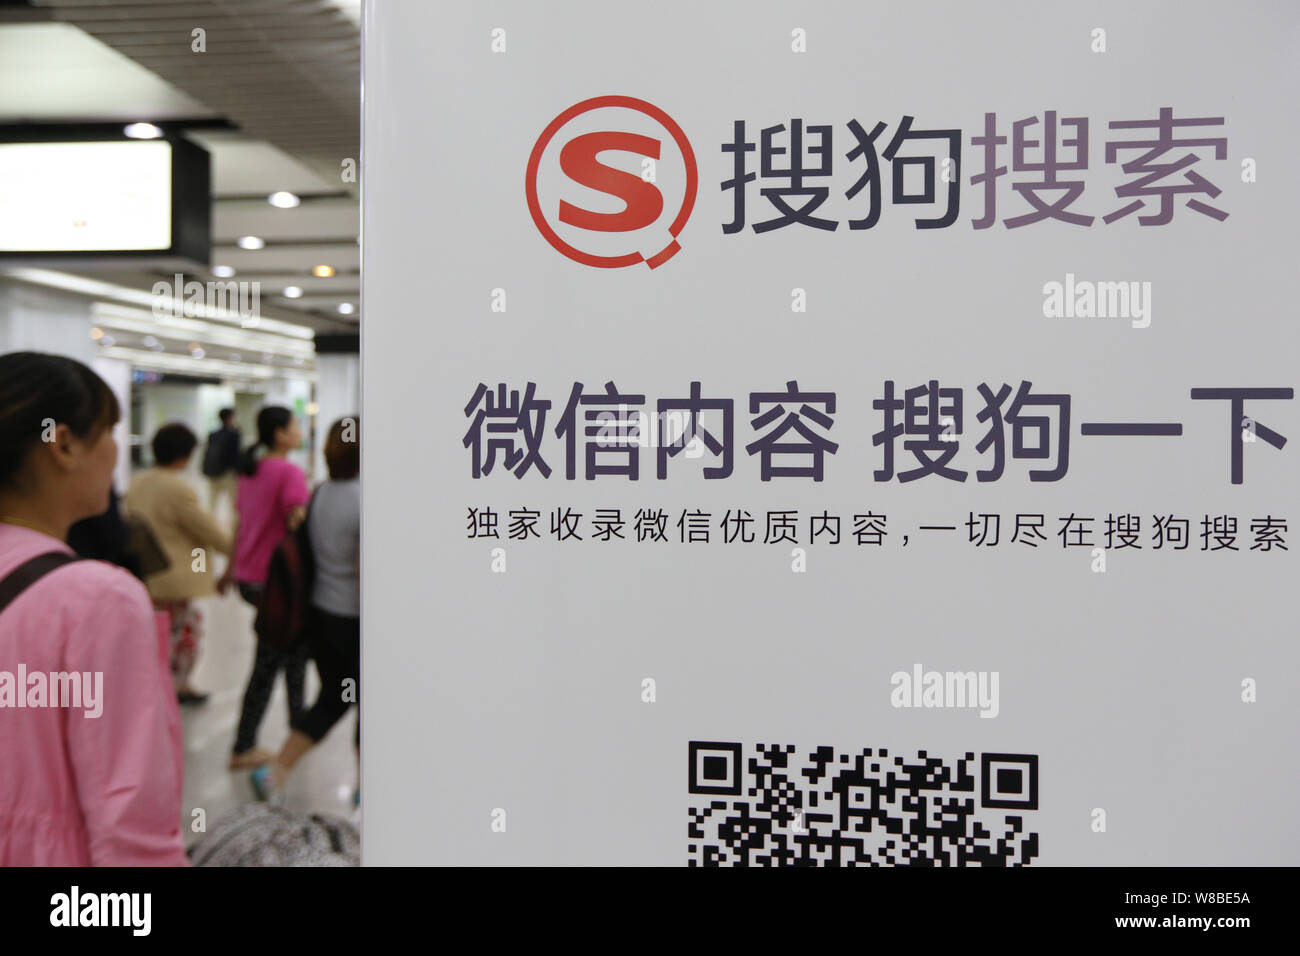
[308,456,360,618]
[252,416,361,806]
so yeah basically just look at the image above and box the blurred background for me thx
[0,0,362,829]
[0,0,360,485]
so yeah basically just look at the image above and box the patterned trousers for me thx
[155,598,203,690]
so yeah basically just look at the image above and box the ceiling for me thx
[0,0,361,339]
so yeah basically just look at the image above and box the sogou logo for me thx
[526,95,697,269]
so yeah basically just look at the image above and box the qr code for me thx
[688,741,1039,866]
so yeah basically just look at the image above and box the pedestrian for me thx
[202,408,241,517]
[126,423,233,704]
[0,352,188,865]
[252,417,361,805]
[218,406,311,769]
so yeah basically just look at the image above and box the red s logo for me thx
[558,132,663,233]
[527,96,697,269]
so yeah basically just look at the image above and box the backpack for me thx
[200,431,226,478]
[189,804,359,866]
[202,429,236,477]
[254,489,318,650]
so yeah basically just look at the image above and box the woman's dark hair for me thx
[324,416,360,480]
[239,405,293,476]
[152,423,198,466]
[0,352,120,489]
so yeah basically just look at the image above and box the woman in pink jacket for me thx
[0,352,188,866]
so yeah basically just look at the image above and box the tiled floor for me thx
[175,486,359,851]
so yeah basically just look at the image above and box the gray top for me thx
[309,478,360,617]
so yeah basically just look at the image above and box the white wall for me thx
[314,352,359,480]
[0,279,95,361]
[91,356,132,492]
[195,382,238,449]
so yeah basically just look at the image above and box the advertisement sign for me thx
[363,0,1298,865]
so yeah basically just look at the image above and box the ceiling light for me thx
[337,302,355,315]
[312,264,335,278]
[8,268,312,338]
[268,191,300,209]
[90,327,103,340]
[123,122,163,140]
[237,236,264,250]
[190,346,205,359]
[284,286,303,299]
[88,304,315,368]
[99,335,115,347]
[141,335,158,349]
[212,265,235,278]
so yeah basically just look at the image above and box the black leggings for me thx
[232,582,309,755]
[292,606,360,745]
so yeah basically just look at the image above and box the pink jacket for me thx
[233,457,311,584]
[0,524,188,866]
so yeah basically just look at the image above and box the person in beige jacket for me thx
[126,423,233,704]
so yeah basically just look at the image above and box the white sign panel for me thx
[363,0,1298,866]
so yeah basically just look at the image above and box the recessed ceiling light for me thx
[100,335,116,347]
[268,191,300,208]
[212,265,235,278]
[141,335,158,349]
[90,327,103,340]
[123,122,163,140]
[190,346,205,359]
[237,236,264,250]
[312,264,335,278]
[337,302,355,315]
[284,286,303,298]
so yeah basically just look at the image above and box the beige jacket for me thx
[125,468,233,601]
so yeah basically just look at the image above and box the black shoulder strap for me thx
[0,552,86,616]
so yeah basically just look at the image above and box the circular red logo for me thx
[526,95,697,269]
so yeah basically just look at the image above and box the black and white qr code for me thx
[689,741,1039,866]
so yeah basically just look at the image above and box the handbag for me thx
[254,489,318,650]
[124,513,170,579]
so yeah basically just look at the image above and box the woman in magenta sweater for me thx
[218,406,311,769]
[0,352,187,866]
